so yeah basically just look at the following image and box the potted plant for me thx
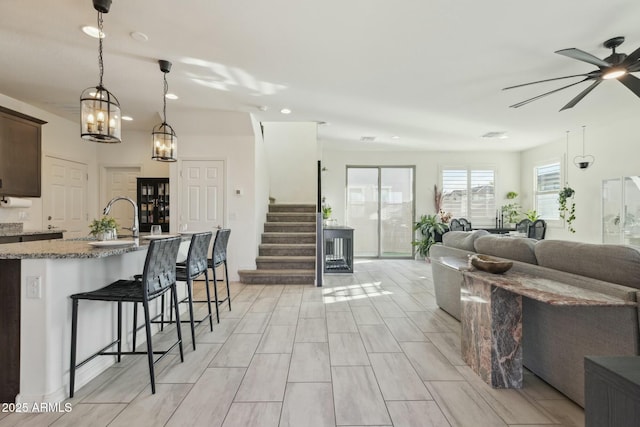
[89,216,118,240]
[322,205,332,220]
[501,191,521,226]
[559,186,576,233]
[525,210,540,221]
[412,214,448,259]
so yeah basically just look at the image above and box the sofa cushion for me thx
[535,240,640,290]
[474,235,538,265]
[442,230,488,252]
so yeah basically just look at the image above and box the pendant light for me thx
[80,0,121,143]
[151,60,177,162]
[573,125,595,169]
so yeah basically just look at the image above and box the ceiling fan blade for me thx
[619,74,640,98]
[627,61,640,73]
[556,48,611,67]
[621,46,640,68]
[559,80,602,111]
[502,73,593,90]
[509,78,593,108]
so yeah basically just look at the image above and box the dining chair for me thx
[529,219,547,240]
[516,219,533,235]
[449,219,464,231]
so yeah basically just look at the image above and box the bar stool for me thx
[171,231,214,350]
[207,229,232,322]
[69,236,183,397]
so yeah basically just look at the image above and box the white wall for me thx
[165,110,259,281]
[263,122,317,203]
[0,93,98,231]
[97,130,170,178]
[520,115,640,243]
[321,149,521,227]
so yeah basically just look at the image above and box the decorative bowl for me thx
[470,254,513,274]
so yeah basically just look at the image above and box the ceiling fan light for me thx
[602,68,626,80]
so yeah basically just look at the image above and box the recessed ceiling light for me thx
[482,131,508,139]
[391,135,400,140]
[165,93,179,100]
[81,25,105,39]
[130,31,149,42]
[258,105,268,111]
[280,108,292,114]
[122,116,133,121]
[360,136,376,142]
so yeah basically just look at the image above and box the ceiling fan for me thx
[503,36,640,111]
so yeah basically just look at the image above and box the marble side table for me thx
[461,272,523,388]
[459,268,635,390]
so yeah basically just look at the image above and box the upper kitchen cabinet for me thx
[0,106,46,197]
[137,177,170,232]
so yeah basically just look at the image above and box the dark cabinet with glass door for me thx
[137,177,170,232]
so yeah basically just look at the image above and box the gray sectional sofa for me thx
[430,231,640,407]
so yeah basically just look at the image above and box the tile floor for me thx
[0,260,585,427]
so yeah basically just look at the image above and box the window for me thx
[534,162,561,220]
[441,167,495,227]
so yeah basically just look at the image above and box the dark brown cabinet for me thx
[0,106,46,197]
[137,178,170,232]
[0,233,63,244]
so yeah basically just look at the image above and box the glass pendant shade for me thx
[152,122,177,162]
[80,85,121,143]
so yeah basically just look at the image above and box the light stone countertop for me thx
[0,229,65,237]
[0,234,191,260]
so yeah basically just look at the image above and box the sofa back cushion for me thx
[535,240,640,290]
[442,230,488,252]
[474,235,538,265]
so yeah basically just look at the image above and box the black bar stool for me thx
[207,229,232,321]
[167,231,214,350]
[69,236,183,397]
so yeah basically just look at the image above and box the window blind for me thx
[535,162,560,220]
[442,168,495,227]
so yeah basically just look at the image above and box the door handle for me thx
[47,225,59,230]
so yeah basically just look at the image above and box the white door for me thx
[103,166,141,235]
[43,156,88,238]
[180,160,225,232]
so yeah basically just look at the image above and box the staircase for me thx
[239,204,316,285]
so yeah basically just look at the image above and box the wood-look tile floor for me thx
[1,260,585,427]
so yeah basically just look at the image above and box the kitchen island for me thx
[0,237,188,404]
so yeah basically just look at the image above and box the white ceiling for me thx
[1,0,640,152]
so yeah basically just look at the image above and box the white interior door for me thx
[43,156,88,238]
[103,166,141,235]
[180,160,225,233]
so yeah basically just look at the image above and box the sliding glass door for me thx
[346,166,415,257]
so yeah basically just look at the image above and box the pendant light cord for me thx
[163,73,168,124]
[97,11,104,87]
[582,125,586,156]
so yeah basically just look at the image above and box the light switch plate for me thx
[27,276,42,299]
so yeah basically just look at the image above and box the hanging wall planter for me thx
[559,186,576,233]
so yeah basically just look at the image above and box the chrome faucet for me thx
[103,196,139,238]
